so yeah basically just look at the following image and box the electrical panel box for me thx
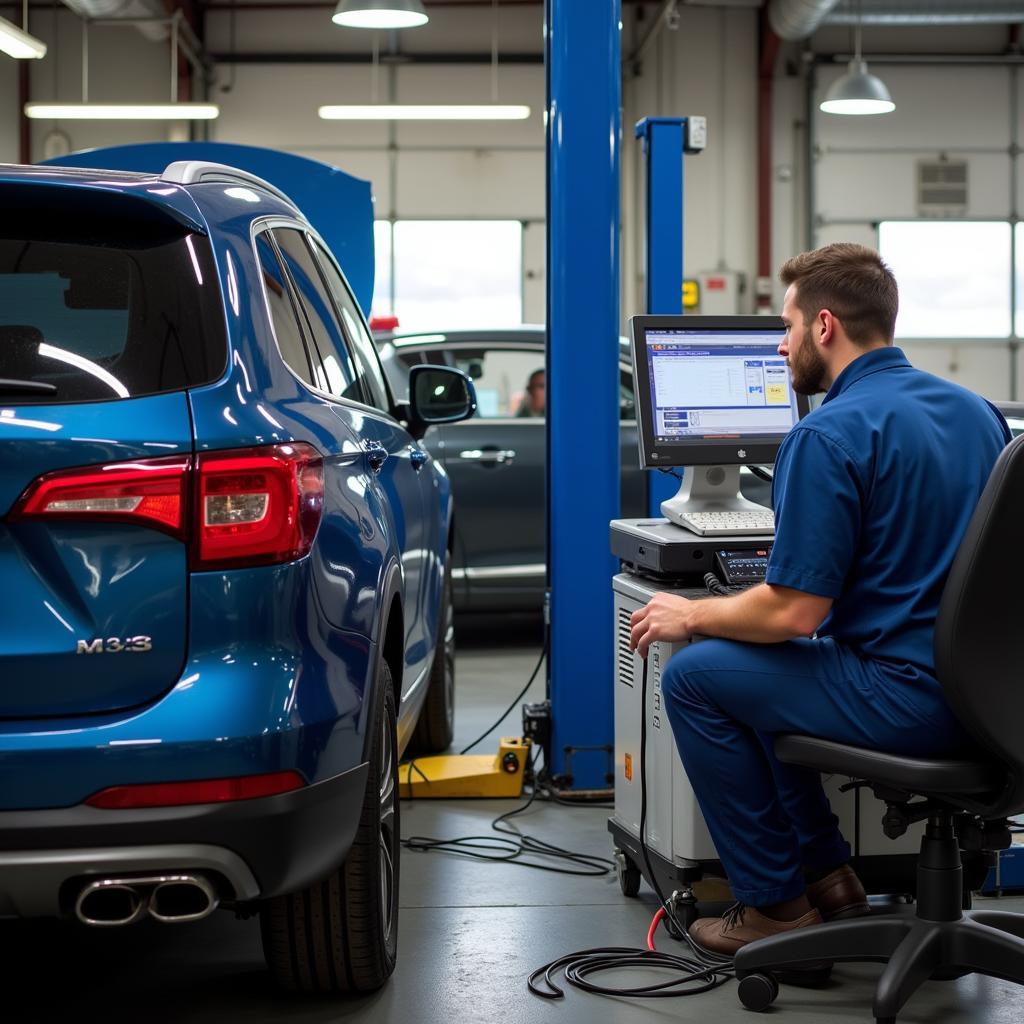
[696,270,744,315]
[685,116,707,153]
[611,572,923,888]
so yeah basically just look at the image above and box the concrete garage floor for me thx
[3,616,1024,1024]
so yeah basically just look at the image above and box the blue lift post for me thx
[636,116,705,516]
[546,0,622,790]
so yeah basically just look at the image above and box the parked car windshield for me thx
[0,233,226,404]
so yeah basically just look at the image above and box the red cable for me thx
[647,907,666,951]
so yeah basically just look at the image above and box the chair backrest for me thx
[935,432,1024,817]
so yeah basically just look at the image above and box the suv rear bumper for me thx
[0,762,368,918]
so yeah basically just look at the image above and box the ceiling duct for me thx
[61,0,169,42]
[826,1,1024,26]
[767,0,844,41]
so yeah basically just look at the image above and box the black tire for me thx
[615,850,642,897]
[261,662,400,993]
[409,563,455,754]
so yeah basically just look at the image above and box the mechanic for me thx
[629,242,1011,955]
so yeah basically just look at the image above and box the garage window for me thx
[878,221,1012,339]
[383,221,523,332]
[372,221,393,319]
[1017,223,1024,338]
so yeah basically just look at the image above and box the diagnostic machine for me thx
[608,315,922,927]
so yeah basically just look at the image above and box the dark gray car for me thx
[378,328,645,611]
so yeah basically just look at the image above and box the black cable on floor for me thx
[528,656,736,1001]
[529,946,725,999]
[457,636,548,756]
[401,750,615,877]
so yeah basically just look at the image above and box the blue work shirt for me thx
[765,346,1010,685]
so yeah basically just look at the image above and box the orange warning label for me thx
[624,753,633,782]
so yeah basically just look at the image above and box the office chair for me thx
[733,431,1024,1023]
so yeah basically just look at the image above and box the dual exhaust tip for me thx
[74,874,219,927]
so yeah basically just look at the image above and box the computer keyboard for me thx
[674,509,775,537]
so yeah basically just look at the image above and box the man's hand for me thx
[628,584,832,655]
[629,592,699,659]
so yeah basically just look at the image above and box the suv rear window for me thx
[0,234,227,404]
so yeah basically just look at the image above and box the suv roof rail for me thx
[161,161,297,208]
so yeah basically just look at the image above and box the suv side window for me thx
[255,232,316,387]
[272,228,364,405]
[310,237,391,412]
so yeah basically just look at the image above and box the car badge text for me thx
[76,636,153,655]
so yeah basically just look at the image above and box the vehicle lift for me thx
[398,738,532,800]
[397,8,705,800]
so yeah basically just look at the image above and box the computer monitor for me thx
[629,315,810,523]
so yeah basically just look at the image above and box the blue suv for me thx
[0,161,474,992]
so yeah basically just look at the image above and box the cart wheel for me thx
[662,904,697,939]
[737,972,779,1012]
[615,850,642,897]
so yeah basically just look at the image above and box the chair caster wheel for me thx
[737,971,779,1012]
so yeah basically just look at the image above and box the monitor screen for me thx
[630,315,810,468]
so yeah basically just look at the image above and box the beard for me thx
[789,338,828,395]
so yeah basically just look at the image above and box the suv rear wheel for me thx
[261,661,399,993]
[409,564,455,753]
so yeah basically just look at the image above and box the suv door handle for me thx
[459,448,517,466]
[363,441,389,472]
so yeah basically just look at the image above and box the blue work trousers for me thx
[660,636,970,906]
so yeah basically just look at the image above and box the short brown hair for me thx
[780,243,898,345]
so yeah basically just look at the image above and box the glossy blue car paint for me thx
[0,165,450,836]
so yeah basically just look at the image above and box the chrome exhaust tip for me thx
[75,880,147,927]
[74,873,219,927]
[149,874,219,924]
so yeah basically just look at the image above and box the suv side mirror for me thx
[405,365,476,437]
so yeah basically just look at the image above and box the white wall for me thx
[772,24,1022,401]
[204,7,545,217]
[21,13,192,159]
[8,7,546,216]
[622,4,760,322]
[3,6,1020,399]
[0,55,17,164]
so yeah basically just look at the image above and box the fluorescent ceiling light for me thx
[24,103,220,121]
[820,61,895,116]
[0,15,46,59]
[319,104,531,121]
[332,0,428,29]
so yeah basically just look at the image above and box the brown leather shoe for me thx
[689,902,823,956]
[806,864,870,921]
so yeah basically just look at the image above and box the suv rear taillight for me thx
[11,456,190,537]
[10,443,324,570]
[193,443,324,570]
